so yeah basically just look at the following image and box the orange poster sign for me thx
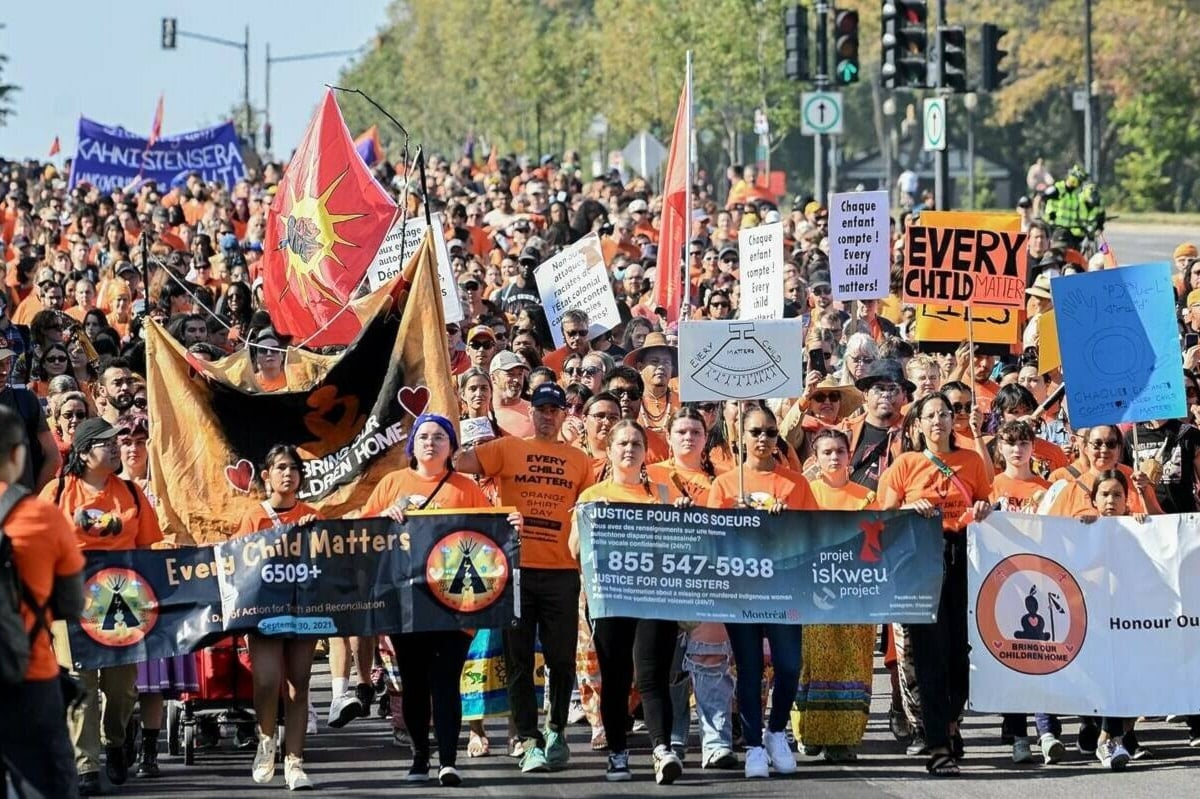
[903,226,1028,308]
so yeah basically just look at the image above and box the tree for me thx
[0,27,19,127]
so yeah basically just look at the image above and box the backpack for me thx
[0,482,39,685]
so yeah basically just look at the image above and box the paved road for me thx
[111,657,1199,798]
[1103,222,1198,265]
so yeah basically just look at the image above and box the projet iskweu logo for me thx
[811,522,891,606]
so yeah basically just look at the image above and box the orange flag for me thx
[261,90,397,346]
[654,80,690,324]
[148,94,164,148]
[48,136,61,157]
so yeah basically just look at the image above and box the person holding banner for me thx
[877,393,993,776]
[568,419,687,784]
[793,428,877,763]
[1042,426,1160,518]
[359,412,522,786]
[707,405,817,779]
[234,444,320,791]
[41,417,162,796]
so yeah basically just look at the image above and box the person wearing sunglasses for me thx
[707,405,816,779]
[1041,425,1160,518]
[808,275,835,313]
[458,273,487,320]
[936,380,995,481]
[51,390,90,459]
[877,393,994,776]
[465,324,498,371]
[704,290,732,321]
[601,366,669,463]
[30,343,73,399]
[780,374,863,466]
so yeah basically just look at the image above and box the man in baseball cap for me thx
[490,351,533,437]
[466,325,498,371]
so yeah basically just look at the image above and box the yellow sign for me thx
[1038,310,1061,372]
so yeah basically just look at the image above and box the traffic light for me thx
[784,5,810,81]
[161,17,177,50]
[881,1,928,89]
[980,23,1009,91]
[937,25,967,93]
[834,9,860,85]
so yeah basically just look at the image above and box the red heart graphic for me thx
[993,640,1003,649]
[398,385,430,418]
[225,459,255,493]
[1064,644,1074,653]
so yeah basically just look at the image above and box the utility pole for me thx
[265,44,362,152]
[814,1,830,202]
[163,19,253,146]
[243,26,251,146]
[933,0,948,210]
[1083,0,1097,179]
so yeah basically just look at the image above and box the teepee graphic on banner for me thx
[448,540,487,594]
[689,322,791,398]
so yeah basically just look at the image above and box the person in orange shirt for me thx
[602,366,670,463]
[65,279,99,323]
[566,419,686,784]
[40,417,162,794]
[707,399,802,475]
[234,444,320,791]
[984,383,1068,480]
[251,331,288,392]
[707,405,816,780]
[625,333,678,435]
[453,382,593,774]
[647,407,719,504]
[877,392,993,776]
[0,404,85,799]
[795,428,877,762]
[1040,425,1160,518]
[360,413,521,786]
[989,420,1051,513]
[577,392,621,481]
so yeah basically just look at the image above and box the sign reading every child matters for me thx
[903,226,1028,308]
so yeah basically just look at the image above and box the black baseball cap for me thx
[71,418,117,453]
[530,382,567,409]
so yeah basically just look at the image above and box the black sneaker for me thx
[106,745,129,785]
[355,683,374,718]
[1077,722,1099,755]
[407,753,431,782]
[78,772,102,796]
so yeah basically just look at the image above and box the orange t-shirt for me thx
[40,473,163,550]
[990,472,1050,513]
[646,460,716,506]
[493,400,534,439]
[810,477,877,511]
[6,486,86,680]
[473,436,593,569]
[360,470,490,516]
[256,371,287,392]
[11,294,44,326]
[235,501,322,537]
[578,478,680,506]
[1043,463,1145,518]
[707,464,818,511]
[877,448,992,532]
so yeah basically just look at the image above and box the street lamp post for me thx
[964,91,978,209]
[163,20,252,145]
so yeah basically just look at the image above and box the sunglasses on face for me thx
[697,403,718,412]
[468,340,495,350]
[446,326,460,335]
[950,402,972,415]
[1088,439,1119,450]
[460,282,480,291]
[709,301,730,310]
[748,427,779,439]
[60,410,87,421]
[811,392,840,404]
[611,388,642,401]
[44,355,68,364]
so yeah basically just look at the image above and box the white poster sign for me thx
[738,221,784,319]
[677,319,804,403]
[829,190,890,300]
[534,233,621,348]
[968,512,1200,717]
[367,211,463,322]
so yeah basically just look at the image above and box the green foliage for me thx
[0,27,18,127]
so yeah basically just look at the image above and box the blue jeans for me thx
[724,623,802,748]
[683,637,735,756]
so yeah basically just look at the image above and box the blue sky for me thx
[1,1,389,161]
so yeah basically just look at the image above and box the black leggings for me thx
[592,618,678,753]
[393,631,472,766]
[907,536,969,750]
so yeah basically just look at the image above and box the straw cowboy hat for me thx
[807,374,864,419]
[624,332,677,370]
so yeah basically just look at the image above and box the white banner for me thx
[677,319,804,403]
[738,221,783,319]
[367,212,463,323]
[829,190,890,300]
[968,512,1200,716]
[535,233,621,348]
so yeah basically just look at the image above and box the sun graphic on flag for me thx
[278,156,366,303]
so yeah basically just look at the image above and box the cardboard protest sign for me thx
[1037,310,1061,373]
[738,221,784,319]
[903,225,1028,307]
[829,190,890,299]
[913,304,1020,355]
[367,211,463,322]
[678,319,803,402]
[535,233,622,348]
[1051,262,1185,426]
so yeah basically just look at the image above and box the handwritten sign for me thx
[829,190,890,300]
[903,226,1028,308]
[1050,263,1185,426]
[913,304,1020,356]
[368,211,463,322]
[738,221,784,319]
[678,319,804,402]
[535,233,622,348]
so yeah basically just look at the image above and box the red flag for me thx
[148,94,164,148]
[48,136,60,157]
[262,90,397,346]
[654,80,690,324]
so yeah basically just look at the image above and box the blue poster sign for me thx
[68,116,247,192]
[575,503,945,625]
[1050,263,1185,426]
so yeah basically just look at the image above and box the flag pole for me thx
[680,51,694,323]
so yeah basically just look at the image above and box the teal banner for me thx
[575,504,944,624]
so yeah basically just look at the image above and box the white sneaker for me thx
[763,730,797,774]
[306,703,318,735]
[744,745,770,779]
[284,755,314,790]
[252,733,277,784]
[1097,740,1130,771]
[1012,738,1034,763]
[1040,733,1066,764]
[653,745,683,785]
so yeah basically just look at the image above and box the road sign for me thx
[1072,90,1088,111]
[923,97,946,152]
[801,91,844,136]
